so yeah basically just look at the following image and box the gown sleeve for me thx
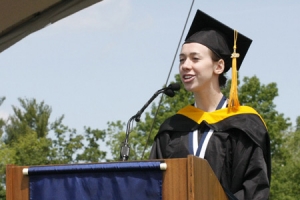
[149,137,163,159]
[230,132,270,200]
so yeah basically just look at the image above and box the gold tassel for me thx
[228,30,240,112]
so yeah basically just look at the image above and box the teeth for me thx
[184,75,193,79]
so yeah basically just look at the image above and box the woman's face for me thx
[179,43,221,93]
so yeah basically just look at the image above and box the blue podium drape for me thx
[28,162,163,200]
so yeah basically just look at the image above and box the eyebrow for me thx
[179,52,200,57]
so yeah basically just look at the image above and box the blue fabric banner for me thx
[29,162,163,200]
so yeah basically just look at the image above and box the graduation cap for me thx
[184,9,252,111]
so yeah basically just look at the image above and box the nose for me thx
[180,59,192,71]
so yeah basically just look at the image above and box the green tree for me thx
[105,120,127,160]
[105,74,295,199]
[0,98,107,198]
[49,117,84,164]
[0,97,5,138]
[105,74,193,160]
[0,97,7,199]
[224,76,291,158]
[4,98,51,144]
[76,127,106,162]
[106,74,291,160]
[223,76,298,199]
[270,117,300,200]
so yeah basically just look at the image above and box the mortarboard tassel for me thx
[228,30,240,112]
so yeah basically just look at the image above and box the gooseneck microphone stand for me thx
[120,83,180,161]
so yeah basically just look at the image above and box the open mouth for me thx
[182,75,195,82]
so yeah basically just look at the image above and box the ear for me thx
[214,59,225,75]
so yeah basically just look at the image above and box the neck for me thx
[194,91,224,112]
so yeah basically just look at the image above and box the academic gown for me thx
[149,105,271,200]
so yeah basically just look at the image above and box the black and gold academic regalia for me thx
[149,105,271,200]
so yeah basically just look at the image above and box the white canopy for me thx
[0,0,103,53]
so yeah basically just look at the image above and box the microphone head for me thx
[167,83,180,91]
[164,88,175,97]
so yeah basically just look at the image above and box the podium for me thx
[6,155,228,200]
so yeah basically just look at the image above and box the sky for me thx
[1,0,300,144]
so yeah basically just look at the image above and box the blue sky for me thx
[1,0,299,140]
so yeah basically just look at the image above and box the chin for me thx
[183,84,195,92]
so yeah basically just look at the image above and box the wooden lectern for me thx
[6,155,228,200]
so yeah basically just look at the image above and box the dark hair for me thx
[209,50,227,87]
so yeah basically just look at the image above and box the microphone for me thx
[120,83,180,161]
[167,82,180,91]
[163,83,180,97]
[135,83,180,122]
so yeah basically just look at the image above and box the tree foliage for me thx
[224,76,291,158]
[270,117,300,199]
[104,74,299,199]
[76,127,106,163]
[0,97,107,199]
[105,74,193,160]
[0,97,8,199]
[0,73,299,199]
[0,97,6,138]
[106,74,292,161]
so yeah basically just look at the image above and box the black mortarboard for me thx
[184,9,253,111]
[184,9,252,72]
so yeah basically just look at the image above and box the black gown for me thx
[149,105,271,200]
